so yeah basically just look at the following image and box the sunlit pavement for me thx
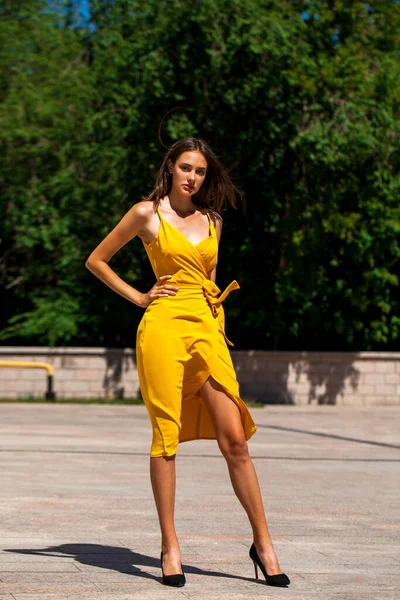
[0,402,399,600]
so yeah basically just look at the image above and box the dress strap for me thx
[205,209,215,233]
[155,205,164,229]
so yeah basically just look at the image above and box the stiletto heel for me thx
[253,560,259,579]
[160,551,186,587]
[249,542,290,587]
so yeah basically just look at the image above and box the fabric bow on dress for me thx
[202,279,240,346]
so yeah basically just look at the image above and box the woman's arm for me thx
[85,201,177,308]
[209,212,223,284]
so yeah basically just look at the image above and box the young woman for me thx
[85,137,290,589]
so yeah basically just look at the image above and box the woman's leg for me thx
[150,455,183,575]
[199,376,284,575]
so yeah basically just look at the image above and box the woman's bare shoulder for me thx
[130,200,159,243]
[134,199,157,218]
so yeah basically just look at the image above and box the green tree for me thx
[0,0,94,344]
[1,0,399,351]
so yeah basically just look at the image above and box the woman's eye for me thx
[181,166,205,175]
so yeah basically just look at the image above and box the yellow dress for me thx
[136,204,258,457]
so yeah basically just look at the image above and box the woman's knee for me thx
[218,434,249,463]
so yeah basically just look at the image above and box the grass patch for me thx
[244,400,265,408]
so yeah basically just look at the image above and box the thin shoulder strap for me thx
[205,208,216,231]
[155,204,163,222]
[204,209,212,233]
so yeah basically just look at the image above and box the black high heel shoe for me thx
[249,542,290,587]
[160,551,186,587]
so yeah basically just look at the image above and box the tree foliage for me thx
[1,0,399,350]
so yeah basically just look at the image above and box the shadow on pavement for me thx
[4,543,263,584]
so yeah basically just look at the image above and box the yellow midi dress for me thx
[136,205,258,457]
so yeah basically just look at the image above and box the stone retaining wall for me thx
[0,346,399,405]
[0,347,139,401]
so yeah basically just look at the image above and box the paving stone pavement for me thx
[0,402,399,600]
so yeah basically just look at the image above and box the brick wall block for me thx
[293,395,310,405]
[287,372,310,386]
[255,369,285,382]
[385,374,399,384]
[267,361,289,373]
[375,362,395,373]
[54,371,81,382]
[59,356,79,369]
[374,384,396,395]
[236,370,261,383]
[88,380,106,392]
[334,395,345,405]
[291,383,311,394]
[59,380,90,393]
[364,373,385,385]
[356,384,375,395]
[75,369,106,382]
[342,395,361,406]
[0,380,21,393]
[88,357,110,369]
[351,361,372,372]
[271,372,290,383]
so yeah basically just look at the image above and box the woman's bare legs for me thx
[150,455,183,575]
[199,376,284,575]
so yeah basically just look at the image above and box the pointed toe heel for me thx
[249,542,290,587]
[160,551,186,587]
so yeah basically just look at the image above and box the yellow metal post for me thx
[0,362,56,401]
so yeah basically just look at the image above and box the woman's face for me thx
[168,151,208,197]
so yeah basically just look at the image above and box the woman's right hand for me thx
[140,275,179,308]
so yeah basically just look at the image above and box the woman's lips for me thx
[183,184,194,190]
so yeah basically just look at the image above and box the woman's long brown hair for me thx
[142,137,242,214]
